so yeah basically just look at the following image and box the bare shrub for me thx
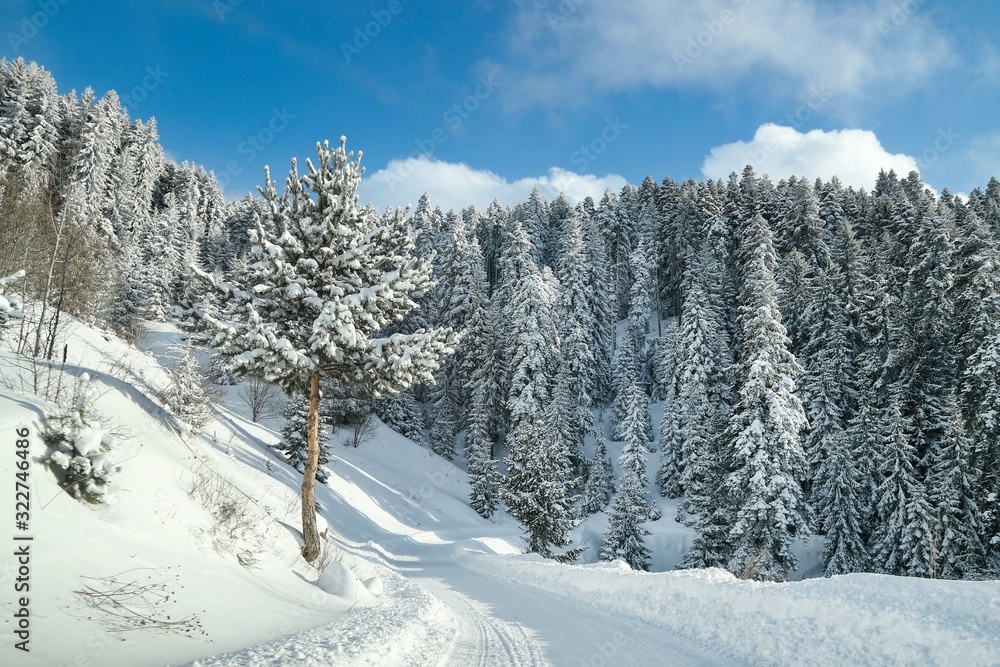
[311,534,345,577]
[73,567,207,637]
[346,411,377,448]
[188,466,263,568]
[238,376,284,422]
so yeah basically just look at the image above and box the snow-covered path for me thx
[409,557,739,667]
[413,576,545,666]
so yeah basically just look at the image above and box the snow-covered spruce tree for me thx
[582,433,614,515]
[503,418,581,560]
[582,210,615,402]
[374,388,424,442]
[429,394,458,460]
[674,245,733,500]
[552,213,598,470]
[550,324,596,474]
[952,211,1000,569]
[598,187,634,320]
[429,209,487,459]
[0,269,25,336]
[42,373,119,503]
[871,395,933,577]
[816,429,870,576]
[618,377,658,521]
[465,415,501,519]
[655,323,685,498]
[611,332,639,438]
[599,467,652,570]
[718,214,809,581]
[160,345,214,431]
[619,374,653,463]
[180,138,453,562]
[277,393,332,484]
[842,232,893,554]
[464,296,505,517]
[501,223,579,559]
[926,404,986,578]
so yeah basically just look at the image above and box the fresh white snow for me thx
[2,317,998,666]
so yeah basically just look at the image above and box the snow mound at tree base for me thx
[316,562,361,598]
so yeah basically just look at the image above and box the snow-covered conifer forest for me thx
[2,58,999,665]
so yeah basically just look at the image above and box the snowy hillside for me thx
[2,317,999,666]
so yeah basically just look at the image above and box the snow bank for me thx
[187,569,455,667]
[465,553,1000,666]
[317,562,361,599]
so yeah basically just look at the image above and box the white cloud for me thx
[492,0,954,108]
[358,155,628,212]
[701,124,919,191]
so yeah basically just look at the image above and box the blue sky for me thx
[5,0,1000,210]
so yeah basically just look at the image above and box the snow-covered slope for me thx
[2,318,998,667]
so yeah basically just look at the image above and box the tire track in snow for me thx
[417,576,546,667]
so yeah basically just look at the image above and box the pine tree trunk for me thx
[300,370,322,562]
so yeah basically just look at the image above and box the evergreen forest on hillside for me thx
[3,58,998,582]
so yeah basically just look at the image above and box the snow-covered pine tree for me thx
[582,209,615,402]
[161,345,213,431]
[599,467,651,570]
[800,261,855,497]
[952,211,1000,570]
[466,406,501,518]
[502,418,580,560]
[674,244,733,500]
[619,373,653,460]
[719,214,809,581]
[429,395,458,460]
[926,403,985,578]
[618,374,657,520]
[501,224,578,558]
[626,233,654,346]
[550,216,598,472]
[518,186,549,268]
[871,395,932,577]
[463,296,506,516]
[555,213,598,401]
[277,394,332,484]
[611,332,638,438]
[582,433,614,515]
[180,138,453,562]
[42,372,119,504]
[896,196,959,479]
[374,389,424,442]
[596,188,633,320]
[0,269,24,335]
[550,331,595,474]
[429,209,487,459]
[816,428,870,576]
